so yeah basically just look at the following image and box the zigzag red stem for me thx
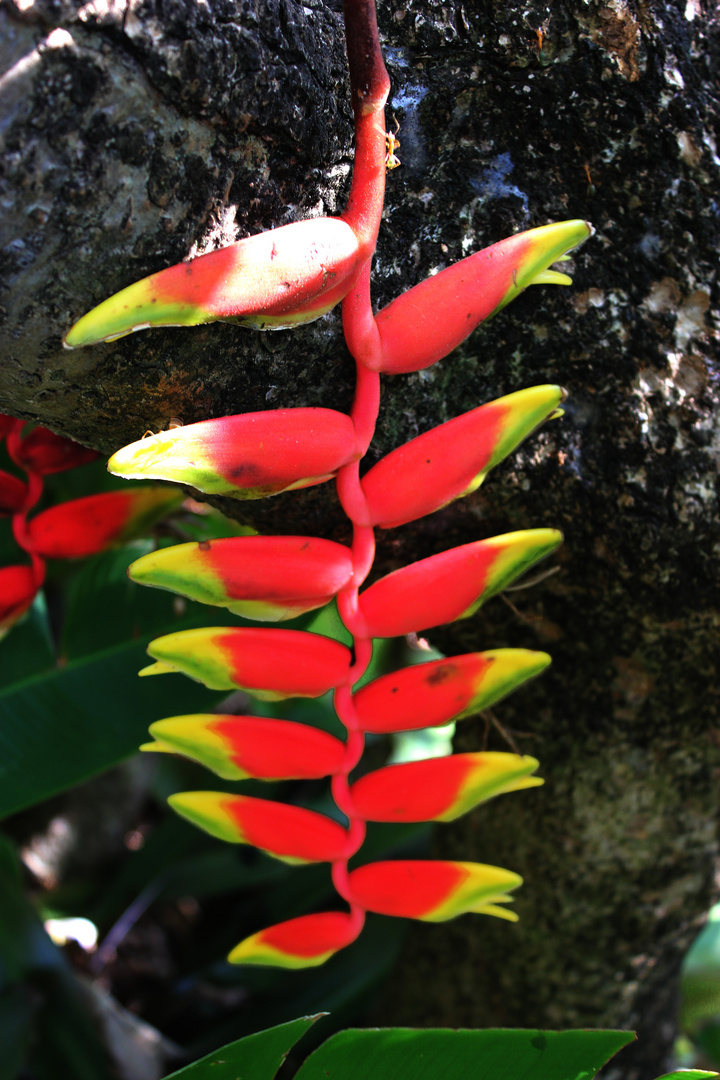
[316,0,388,936]
[331,359,381,913]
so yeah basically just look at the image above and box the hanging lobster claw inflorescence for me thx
[64,0,592,968]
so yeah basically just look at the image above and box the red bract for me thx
[360,386,564,529]
[372,220,592,374]
[0,564,38,636]
[142,627,352,700]
[0,471,28,516]
[168,791,349,863]
[0,416,182,649]
[26,487,183,559]
[358,529,562,637]
[349,752,542,823]
[64,218,363,348]
[11,427,101,475]
[142,714,346,780]
[108,409,360,499]
[347,860,522,921]
[352,650,551,733]
[0,414,20,438]
[128,535,353,620]
[227,911,364,968]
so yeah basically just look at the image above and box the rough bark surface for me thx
[2,0,720,1076]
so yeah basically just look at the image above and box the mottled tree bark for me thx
[2,0,719,1076]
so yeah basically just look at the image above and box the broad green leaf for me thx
[0,593,55,690]
[293,1027,635,1080]
[59,543,201,660]
[163,1015,320,1080]
[0,634,228,820]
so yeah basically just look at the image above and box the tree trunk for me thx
[2,0,719,1076]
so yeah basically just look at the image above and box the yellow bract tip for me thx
[138,661,178,677]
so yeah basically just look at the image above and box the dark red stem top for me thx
[343,0,391,116]
[341,0,390,255]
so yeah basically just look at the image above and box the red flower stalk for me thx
[65,0,591,968]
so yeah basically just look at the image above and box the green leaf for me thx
[59,543,195,660]
[293,1027,635,1080]
[0,634,228,820]
[692,1023,720,1070]
[0,593,55,690]
[163,1015,321,1080]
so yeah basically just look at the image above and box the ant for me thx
[141,417,184,439]
[525,13,551,53]
[385,118,401,170]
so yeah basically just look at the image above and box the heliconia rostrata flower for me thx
[12,425,101,475]
[61,0,592,968]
